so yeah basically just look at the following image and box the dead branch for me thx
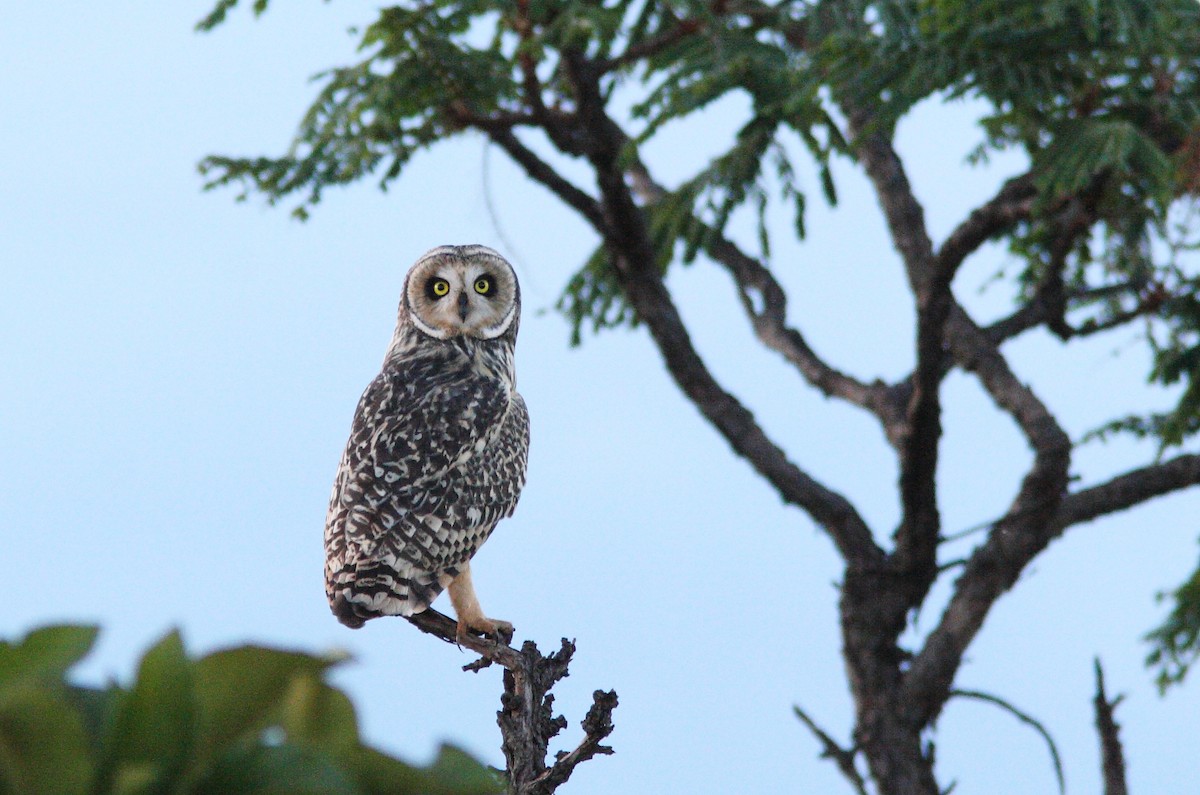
[1093,659,1129,795]
[407,609,618,794]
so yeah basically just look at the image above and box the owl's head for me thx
[400,245,521,341]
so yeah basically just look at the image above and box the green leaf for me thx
[277,674,360,752]
[422,744,504,795]
[64,684,122,755]
[94,630,196,795]
[193,646,339,760]
[192,743,361,795]
[0,625,99,692]
[195,0,272,33]
[0,688,93,795]
[337,746,437,795]
[1034,118,1174,209]
[1147,544,1200,690]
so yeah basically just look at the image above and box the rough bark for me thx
[1093,659,1130,795]
[407,609,617,795]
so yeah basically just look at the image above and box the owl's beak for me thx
[457,291,470,321]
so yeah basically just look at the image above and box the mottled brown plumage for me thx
[324,245,528,638]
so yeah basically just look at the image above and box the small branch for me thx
[407,607,522,668]
[1052,453,1200,532]
[935,175,1036,275]
[793,705,868,795]
[600,18,705,73]
[484,127,610,234]
[534,690,618,792]
[949,689,1065,795]
[983,281,1145,346]
[407,609,617,794]
[1093,659,1129,795]
[622,157,904,440]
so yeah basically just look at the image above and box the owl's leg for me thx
[448,562,513,644]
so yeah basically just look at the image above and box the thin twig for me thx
[793,705,868,795]
[949,689,1065,795]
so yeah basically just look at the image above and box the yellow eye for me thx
[474,276,492,295]
[429,279,450,298]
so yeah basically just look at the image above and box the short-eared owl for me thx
[324,244,529,641]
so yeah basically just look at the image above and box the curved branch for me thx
[984,281,1146,346]
[482,127,609,234]
[948,689,1065,795]
[558,50,883,567]
[621,158,904,439]
[935,175,1036,274]
[704,231,905,434]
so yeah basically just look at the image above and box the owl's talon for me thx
[456,616,513,647]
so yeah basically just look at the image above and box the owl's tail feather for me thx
[331,593,368,629]
[328,563,447,629]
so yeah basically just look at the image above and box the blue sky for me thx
[2,4,1198,793]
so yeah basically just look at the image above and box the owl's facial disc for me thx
[404,250,518,340]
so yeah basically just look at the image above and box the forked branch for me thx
[407,609,618,795]
[620,157,903,439]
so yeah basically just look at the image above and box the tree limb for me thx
[851,115,944,591]
[983,281,1147,346]
[903,302,1072,725]
[406,609,617,795]
[481,127,609,234]
[534,690,618,793]
[914,452,1200,730]
[621,158,905,441]
[1052,453,1200,532]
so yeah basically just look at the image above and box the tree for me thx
[197,2,1200,793]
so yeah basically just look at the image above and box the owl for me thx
[324,244,529,642]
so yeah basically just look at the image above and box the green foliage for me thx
[556,246,638,346]
[0,625,501,795]
[1146,544,1200,690]
[194,0,273,33]
[199,2,521,220]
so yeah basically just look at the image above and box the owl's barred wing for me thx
[324,355,528,626]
